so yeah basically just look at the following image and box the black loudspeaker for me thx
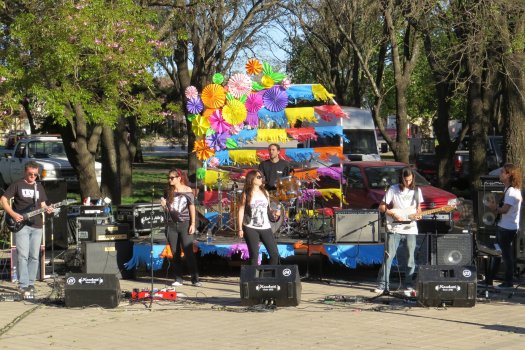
[240,265,301,306]
[81,241,134,279]
[64,273,121,308]
[417,265,477,307]
[477,176,504,229]
[335,209,381,243]
[115,204,166,236]
[41,180,69,249]
[431,233,473,266]
[75,216,112,242]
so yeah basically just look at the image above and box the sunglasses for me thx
[168,175,180,180]
[256,175,263,179]
[27,172,39,177]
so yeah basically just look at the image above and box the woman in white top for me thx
[487,163,522,288]
[237,170,281,265]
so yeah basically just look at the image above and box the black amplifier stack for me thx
[115,203,166,237]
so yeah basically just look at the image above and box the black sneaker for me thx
[495,283,513,290]
[27,285,36,293]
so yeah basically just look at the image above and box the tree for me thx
[4,0,164,198]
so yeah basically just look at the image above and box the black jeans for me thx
[166,221,199,283]
[242,225,280,265]
[487,227,517,285]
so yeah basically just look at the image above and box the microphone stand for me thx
[149,185,155,309]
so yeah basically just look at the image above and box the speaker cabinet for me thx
[477,176,504,229]
[395,233,431,268]
[64,273,121,308]
[75,216,112,243]
[431,234,473,266]
[42,180,69,249]
[81,241,134,279]
[240,265,301,306]
[417,265,477,307]
[335,209,381,243]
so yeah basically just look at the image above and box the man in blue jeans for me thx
[1,161,53,297]
[375,167,423,295]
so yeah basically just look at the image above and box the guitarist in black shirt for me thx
[1,161,54,296]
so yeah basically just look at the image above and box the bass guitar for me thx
[5,200,68,233]
[387,205,456,225]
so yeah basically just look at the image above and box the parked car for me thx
[318,161,460,233]
[4,129,29,149]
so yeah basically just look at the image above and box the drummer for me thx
[258,143,291,191]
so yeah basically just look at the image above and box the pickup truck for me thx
[453,135,503,189]
[0,135,102,190]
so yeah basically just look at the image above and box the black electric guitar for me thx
[5,200,68,233]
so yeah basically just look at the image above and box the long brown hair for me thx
[503,163,522,190]
[166,168,189,204]
[242,170,269,210]
[399,166,416,190]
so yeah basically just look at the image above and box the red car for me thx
[318,161,459,232]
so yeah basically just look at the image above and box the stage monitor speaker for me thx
[81,241,134,279]
[431,233,473,266]
[477,176,504,229]
[41,180,69,249]
[335,209,381,243]
[417,265,476,307]
[240,265,301,306]
[64,273,121,308]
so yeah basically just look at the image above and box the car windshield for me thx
[27,141,66,158]
[365,165,430,189]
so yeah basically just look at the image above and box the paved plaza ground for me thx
[1,264,525,350]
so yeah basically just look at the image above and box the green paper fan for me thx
[212,73,224,84]
[252,82,265,91]
[239,94,248,103]
[269,72,286,83]
[187,113,198,122]
[196,168,206,180]
[205,128,215,136]
[226,92,235,101]
[262,62,273,76]
[226,138,238,149]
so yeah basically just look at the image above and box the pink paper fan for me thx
[209,110,231,134]
[281,77,291,90]
[245,111,259,127]
[227,73,252,99]
[185,86,198,100]
[263,86,288,112]
[245,93,263,112]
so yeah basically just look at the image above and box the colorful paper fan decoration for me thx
[261,75,274,88]
[226,138,238,149]
[245,93,263,112]
[193,139,215,160]
[230,123,243,135]
[209,109,231,134]
[281,77,291,89]
[263,86,288,112]
[187,113,198,122]
[185,86,198,100]
[186,97,204,114]
[206,132,229,151]
[201,83,226,109]
[192,114,210,137]
[227,73,252,98]
[246,58,263,75]
[208,157,220,168]
[196,167,207,180]
[212,73,224,84]
[222,99,247,125]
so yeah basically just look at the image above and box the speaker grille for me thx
[433,234,473,266]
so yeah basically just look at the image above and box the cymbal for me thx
[218,165,245,173]
[292,167,318,173]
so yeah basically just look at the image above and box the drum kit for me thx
[206,165,334,240]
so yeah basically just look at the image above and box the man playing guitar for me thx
[375,166,423,295]
[1,161,54,297]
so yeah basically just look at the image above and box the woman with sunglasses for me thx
[160,169,201,287]
[237,170,281,265]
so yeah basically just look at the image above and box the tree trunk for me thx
[100,125,121,203]
[117,117,132,198]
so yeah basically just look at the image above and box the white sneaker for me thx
[373,287,385,294]
[171,280,183,286]
[403,287,416,297]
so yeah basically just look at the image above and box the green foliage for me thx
[5,0,165,127]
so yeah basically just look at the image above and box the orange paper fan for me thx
[201,84,226,109]
[246,58,263,75]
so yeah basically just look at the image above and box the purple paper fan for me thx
[263,86,288,112]
[186,97,204,114]
[206,132,229,151]
[245,93,263,112]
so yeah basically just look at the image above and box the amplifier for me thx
[75,216,112,242]
[334,209,381,243]
[68,205,110,217]
[93,223,130,242]
[115,204,166,236]
[81,241,134,279]
[240,265,301,306]
[64,273,121,308]
[417,265,477,307]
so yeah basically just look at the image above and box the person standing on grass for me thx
[160,168,201,287]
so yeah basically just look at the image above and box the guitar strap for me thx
[33,182,37,209]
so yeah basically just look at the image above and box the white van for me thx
[308,106,381,161]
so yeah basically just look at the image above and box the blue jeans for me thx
[487,227,517,285]
[15,226,43,288]
[377,233,416,290]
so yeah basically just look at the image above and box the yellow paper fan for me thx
[222,99,247,125]
[201,84,226,109]
[261,75,274,88]
[192,114,210,137]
